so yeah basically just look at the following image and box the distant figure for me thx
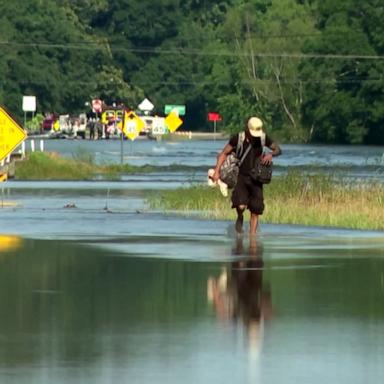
[73,119,80,137]
[87,112,97,140]
[95,119,103,139]
[212,117,281,235]
[88,118,96,140]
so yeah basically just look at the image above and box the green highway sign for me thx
[164,104,186,116]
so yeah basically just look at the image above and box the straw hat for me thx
[247,117,264,137]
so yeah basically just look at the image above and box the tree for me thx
[219,0,316,140]
[300,0,384,144]
[0,0,127,118]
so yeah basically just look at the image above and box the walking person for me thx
[212,117,281,235]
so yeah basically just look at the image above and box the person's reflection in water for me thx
[207,237,273,357]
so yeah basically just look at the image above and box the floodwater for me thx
[1,139,384,383]
[29,137,384,181]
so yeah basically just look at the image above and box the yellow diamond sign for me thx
[165,111,182,133]
[0,107,27,161]
[122,111,145,141]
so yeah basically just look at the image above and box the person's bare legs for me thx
[249,212,259,235]
[235,205,246,233]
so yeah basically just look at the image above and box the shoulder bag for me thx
[250,132,272,183]
[249,158,273,184]
[220,133,251,188]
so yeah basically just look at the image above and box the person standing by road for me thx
[212,117,281,235]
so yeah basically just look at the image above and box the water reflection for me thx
[0,235,23,252]
[208,237,273,357]
[1,234,384,383]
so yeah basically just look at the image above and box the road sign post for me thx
[138,98,155,115]
[164,105,186,116]
[164,111,183,133]
[122,111,145,140]
[0,107,27,162]
[208,112,222,141]
[22,96,36,130]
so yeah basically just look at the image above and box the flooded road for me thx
[1,226,384,384]
[27,138,384,181]
[1,140,384,383]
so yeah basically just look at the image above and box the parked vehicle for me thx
[41,114,57,132]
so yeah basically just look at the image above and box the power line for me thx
[3,77,383,88]
[1,40,384,60]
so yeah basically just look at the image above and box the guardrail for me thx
[0,139,45,179]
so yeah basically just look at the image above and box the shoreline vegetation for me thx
[13,151,198,180]
[148,177,384,232]
[13,152,384,231]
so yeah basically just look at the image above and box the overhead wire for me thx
[1,40,384,60]
[3,77,382,87]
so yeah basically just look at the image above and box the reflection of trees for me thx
[0,239,210,365]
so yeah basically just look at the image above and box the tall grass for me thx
[148,171,384,231]
[14,153,384,230]
[14,151,199,180]
[15,152,96,180]
[14,151,159,180]
[265,172,383,229]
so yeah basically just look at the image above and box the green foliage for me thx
[25,113,44,133]
[1,0,383,143]
[71,147,96,165]
[14,151,199,180]
[15,152,95,180]
[300,0,384,144]
[147,171,384,230]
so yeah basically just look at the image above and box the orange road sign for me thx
[0,107,27,161]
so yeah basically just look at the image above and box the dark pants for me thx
[231,174,264,214]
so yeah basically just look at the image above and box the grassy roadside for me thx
[13,151,199,180]
[13,152,384,230]
[148,172,384,231]
[13,151,168,180]
[14,152,98,180]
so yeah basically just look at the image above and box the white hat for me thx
[247,117,263,137]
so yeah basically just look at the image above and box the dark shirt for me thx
[229,132,273,175]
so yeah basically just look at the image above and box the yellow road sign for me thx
[0,107,27,161]
[0,173,7,182]
[122,111,145,141]
[165,111,182,133]
[0,235,22,253]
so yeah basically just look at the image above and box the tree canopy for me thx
[0,0,383,144]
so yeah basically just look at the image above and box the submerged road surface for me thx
[1,179,384,384]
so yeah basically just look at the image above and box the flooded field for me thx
[25,138,384,181]
[1,140,384,383]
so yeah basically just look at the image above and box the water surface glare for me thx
[1,141,384,383]
[0,225,384,383]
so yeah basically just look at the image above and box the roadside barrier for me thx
[173,131,192,139]
[24,139,45,154]
[0,155,11,167]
